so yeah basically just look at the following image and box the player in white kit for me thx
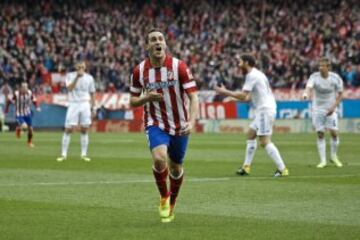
[215,54,289,177]
[56,61,96,162]
[302,57,343,168]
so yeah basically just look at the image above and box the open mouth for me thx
[155,46,162,52]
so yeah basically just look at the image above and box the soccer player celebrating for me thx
[215,54,289,177]
[5,82,40,147]
[129,28,199,223]
[56,61,96,162]
[302,57,343,168]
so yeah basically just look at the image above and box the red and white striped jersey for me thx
[12,90,37,116]
[130,55,197,135]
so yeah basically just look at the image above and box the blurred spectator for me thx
[0,0,359,93]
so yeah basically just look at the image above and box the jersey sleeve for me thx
[178,61,197,93]
[306,75,315,88]
[130,66,142,97]
[242,75,254,92]
[334,74,344,92]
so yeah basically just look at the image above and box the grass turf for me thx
[0,132,359,240]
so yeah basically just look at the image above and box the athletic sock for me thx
[243,139,257,166]
[317,138,326,164]
[61,133,71,157]
[265,142,286,171]
[169,170,184,207]
[80,133,89,156]
[152,167,169,198]
[330,137,339,160]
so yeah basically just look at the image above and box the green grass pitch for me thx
[0,132,359,240]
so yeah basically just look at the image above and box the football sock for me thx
[169,169,184,207]
[152,167,169,198]
[80,133,89,156]
[265,142,286,171]
[27,129,33,143]
[330,137,339,159]
[61,133,71,157]
[244,139,257,166]
[16,127,21,138]
[317,138,326,163]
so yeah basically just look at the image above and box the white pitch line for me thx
[0,175,358,187]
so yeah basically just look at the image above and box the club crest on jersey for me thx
[145,80,177,90]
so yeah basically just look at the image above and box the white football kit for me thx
[306,72,343,132]
[243,68,277,136]
[64,72,95,128]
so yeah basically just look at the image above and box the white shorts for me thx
[312,112,338,132]
[65,102,92,128]
[249,111,275,136]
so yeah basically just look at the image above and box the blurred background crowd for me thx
[0,0,360,96]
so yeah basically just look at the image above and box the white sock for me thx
[243,139,257,166]
[330,137,339,160]
[81,133,89,157]
[265,142,286,171]
[317,138,326,163]
[61,133,71,157]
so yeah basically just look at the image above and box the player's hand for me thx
[302,93,308,100]
[145,90,163,102]
[327,106,336,116]
[214,84,227,95]
[180,121,195,136]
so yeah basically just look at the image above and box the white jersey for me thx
[66,72,96,103]
[306,71,343,114]
[242,68,276,113]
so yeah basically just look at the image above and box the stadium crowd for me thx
[0,0,360,95]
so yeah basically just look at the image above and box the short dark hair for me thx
[240,54,256,67]
[145,28,165,43]
[319,57,330,65]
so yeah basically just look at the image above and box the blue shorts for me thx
[146,126,189,164]
[16,115,32,127]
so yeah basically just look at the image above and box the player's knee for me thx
[153,159,167,172]
[65,128,73,134]
[170,166,183,178]
[259,137,270,148]
[317,132,325,139]
[21,123,28,130]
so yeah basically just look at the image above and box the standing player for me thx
[302,57,343,168]
[215,54,289,177]
[130,29,199,223]
[5,82,40,147]
[56,61,96,162]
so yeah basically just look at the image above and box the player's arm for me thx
[302,75,314,100]
[214,84,250,101]
[328,91,343,114]
[66,75,80,91]
[129,66,163,107]
[31,93,41,111]
[130,91,163,107]
[4,95,15,113]
[302,86,312,100]
[181,92,199,135]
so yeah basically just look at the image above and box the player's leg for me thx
[15,116,25,138]
[79,102,92,161]
[80,127,90,161]
[164,134,189,223]
[257,112,288,176]
[313,113,327,168]
[236,127,257,176]
[327,113,342,167]
[146,126,171,219]
[57,105,77,161]
[24,115,34,147]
